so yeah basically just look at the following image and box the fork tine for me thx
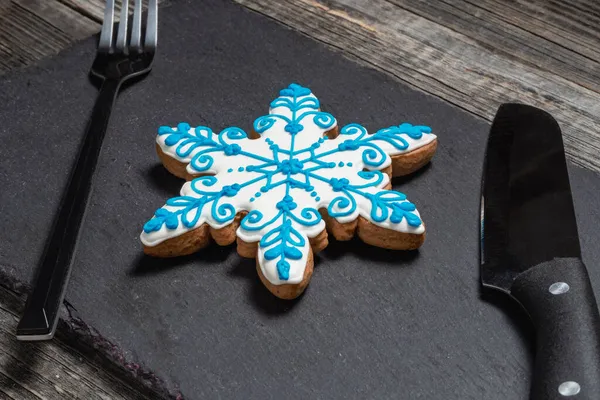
[129,0,143,51]
[145,0,158,51]
[98,0,115,52]
[115,0,130,52]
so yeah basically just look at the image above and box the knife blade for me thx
[481,103,600,399]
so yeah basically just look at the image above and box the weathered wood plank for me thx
[234,0,600,173]
[15,0,100,39]
[0,287,155,400]
[0,1,91,74]
[0,0,599,397]
[57,0,134,23]
[0,0,149,75]
[0,370,41,400]
[0,351,77,400]
[391,0,600,93]
[474,0,600,60]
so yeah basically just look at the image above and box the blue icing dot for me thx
[315,197,321,201]
[227,168,233,173]
[238,167,244,172]
[250,197,255,202]
[260,186,268,193]
[306,185,314,192]
[310,192,317,197]
[338,162,344,167]
[318,138,325,143]
[348,162,353,167]
[328,162,336,168]
[280,159,303,174]
[255,192,262,197]
[285,122,304,135]
[223,144,241,156]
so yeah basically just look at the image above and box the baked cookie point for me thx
[141,83,437,299]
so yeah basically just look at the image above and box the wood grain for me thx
[235,0,600,172]
[0,285,155,399]
[2,0,600,172]
[0,0,146,75]
[0,0,600,397]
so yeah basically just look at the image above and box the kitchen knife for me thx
[481,104,600,399]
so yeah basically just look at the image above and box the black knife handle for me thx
[511,257,600,400]
[16,78,120,341]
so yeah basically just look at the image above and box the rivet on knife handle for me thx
[480,103,600,399]
[511,258,600,399]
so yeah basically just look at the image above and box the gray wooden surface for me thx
[234,0,600,173]
[4,0,599,172]
[0,0,599,397]
[0,286,158,399]
[0,1,168,398]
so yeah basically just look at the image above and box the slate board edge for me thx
[1,0,598,398]
[0,1,180,398]
[0,264,183,399]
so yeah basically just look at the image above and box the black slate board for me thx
[2,0,600,398]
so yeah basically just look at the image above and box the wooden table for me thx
[1,0,598,398]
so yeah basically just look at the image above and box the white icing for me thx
[141,88,435,286]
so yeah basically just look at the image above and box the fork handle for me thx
[17,78,121,341]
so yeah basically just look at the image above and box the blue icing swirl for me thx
[370,191,421,226]
[145,84,430,281]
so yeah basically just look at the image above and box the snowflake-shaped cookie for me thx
[141,84,437,299]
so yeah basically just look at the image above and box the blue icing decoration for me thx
[143,208,179,233]
[260,219,305,280]
[221,184,241,197]
[369,191,421,226]
[285,122,304,134]
[158,124,217,158]
[276,195,297,211]
[311,113,336,129]
[330,178,350,191]
[338,139,360,151]
[145,83,430,283]
[224,144,241,156]
[279,83,312,97]
[279,159,303,174]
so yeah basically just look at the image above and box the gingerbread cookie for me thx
[141,84,437,299]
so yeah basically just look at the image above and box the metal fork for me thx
[17,0,158,341]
